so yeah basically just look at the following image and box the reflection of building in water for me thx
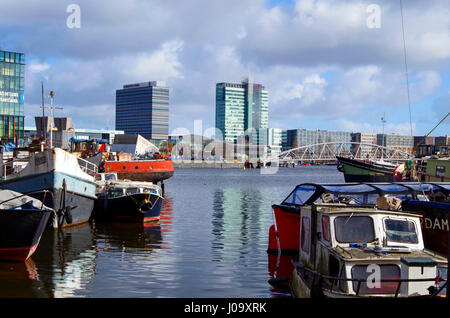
[31,224,98,298]
[211,188,266,263]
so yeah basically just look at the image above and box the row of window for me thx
[0,51,25,64]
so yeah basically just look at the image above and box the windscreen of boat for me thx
[401,183,442,194]
[369,184,414,201]
[384,218,418,244]
[334,216,375,243]
[351,264,400,295]
[125,187,140,195]
[105,174,117,181]
[318,184,379,205]
[282,184,317,206]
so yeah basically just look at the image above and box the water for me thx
[0,166,343,298]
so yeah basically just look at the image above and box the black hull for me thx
[0,210,52,261]
[343,174,396,182]
[28,189,95,229]
[93,193,163,222]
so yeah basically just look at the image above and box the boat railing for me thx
[77,157,98,176]
[0,156,31,180]
[294,262,447,298]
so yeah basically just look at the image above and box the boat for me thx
[336,156,403,182]
[274,183,447,298]
[403,199,449,256]
[418,158,450,182]
[103,159,174,184]
[269,182,449,256]
[92,172,164,223]
[0,190,53,261]
[0,148,98,229]
[69,137,175,185]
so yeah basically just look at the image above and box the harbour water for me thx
[0,166,343,298]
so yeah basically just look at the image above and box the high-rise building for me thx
[215,77,268,144]
[115,81,169,141]
[0,50,25,141]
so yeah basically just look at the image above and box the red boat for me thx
[104,159,174,183]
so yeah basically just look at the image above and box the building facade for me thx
[116,81,169,141]
[351,132,377,158]
[215,77,268,144]
[377,134,414,154]
[0,50,25,142]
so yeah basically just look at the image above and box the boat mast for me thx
[381,113,386,159]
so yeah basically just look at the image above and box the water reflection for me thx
[94,222,163,253]
[30,224,98,298]
[211,188,266,263]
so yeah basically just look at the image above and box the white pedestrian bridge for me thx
[261,142,413,165]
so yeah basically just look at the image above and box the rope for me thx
[400,0,413,137]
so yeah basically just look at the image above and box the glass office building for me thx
[215,77,268,144]
[115,81,169,141]
[0,50,25,141]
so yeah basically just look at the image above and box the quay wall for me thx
[173,161,244,169]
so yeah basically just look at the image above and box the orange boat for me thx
[104,159,174,183]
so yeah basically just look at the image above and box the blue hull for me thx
[0,171,96,229]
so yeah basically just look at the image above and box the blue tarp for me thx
[69,137,109,144]
[1,142,16,152]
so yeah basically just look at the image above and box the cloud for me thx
[0,0,447,135]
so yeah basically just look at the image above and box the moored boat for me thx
[0,148,97,229]
[103,159,174,184]
[269,182,450,256]
[0,190,53,261]
[336,156,400,182]
[92,172,164,223]
[285,196,447,298]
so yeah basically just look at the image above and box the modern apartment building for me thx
[351,132,377,158]
[0,49,25,141]
[116,81,169,141]
[215,77,268,144]
[377,134,414,154]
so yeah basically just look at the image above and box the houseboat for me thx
[268,182,449,256]
[92,172,164,223]
[0,148,97,229]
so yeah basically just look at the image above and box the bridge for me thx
[261,142,413,165]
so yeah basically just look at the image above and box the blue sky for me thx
[1,0,448,137]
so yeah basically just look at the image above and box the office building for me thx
[116,81,169,141]
[351,132,377,158]
[215,77,268,144]
[377,134,414,154]
[0,50,25,142]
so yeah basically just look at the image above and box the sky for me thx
[0,0,449,137]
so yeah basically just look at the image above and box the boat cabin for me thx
[284,183,448,298]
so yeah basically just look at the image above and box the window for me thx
[301,216,311,253]
[322,215,330,241]
[334,216,375,243]
[283,185,316,206]
[384,218,418,244]
[351,264,400,294]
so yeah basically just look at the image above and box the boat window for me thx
[322,215,330,242]
[351,264,400,295]
[125,188,140,195]
[107,188,124,197]
[105,174,116,181]
[334,216,375,243]
[301,216,311,253]
[384,218,418,244]
[322,184,377,193]
[282,185,317,206]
